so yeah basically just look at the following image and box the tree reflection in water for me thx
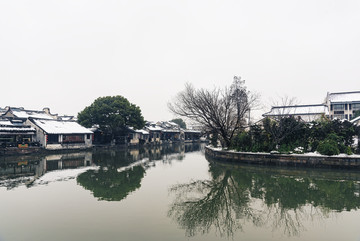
[77,143,200,201]
[168,161,360,238]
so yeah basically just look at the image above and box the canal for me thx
[1,144,360,241]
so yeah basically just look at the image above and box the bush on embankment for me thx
[230,117,360,156]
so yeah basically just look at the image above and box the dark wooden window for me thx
[63,135,84,143]
[47,134,59,144]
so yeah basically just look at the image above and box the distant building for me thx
[326,91,360,120]
[263,90,360,122]
[263,104,329,122]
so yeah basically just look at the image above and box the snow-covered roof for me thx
[0,108,6,115]
[10,108,55,120]
[350,115,360,124]
[0,126,36,133]
[162,129,180,133]
[136,129,149,135]
[0,119,36,133]
[184,129,201,133]
[328,91,360,103]
[58,116,75,121]
[147,126,163,131]
[264,104,329,116]
[32,119,93,134]
[0,119,13,126]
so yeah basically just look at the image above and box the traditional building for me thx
[27,118,93,150]
[0,119,36,147]
[263,104,329,122]
[3,107,58,120]
[184,129,202,142]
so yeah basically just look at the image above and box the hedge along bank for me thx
[205,146,360,169]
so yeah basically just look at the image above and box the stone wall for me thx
[205,146,360,169]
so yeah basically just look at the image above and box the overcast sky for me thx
[1,0,359,122]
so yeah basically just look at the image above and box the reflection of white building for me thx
[263,104,329,122]
[326,91,360,120]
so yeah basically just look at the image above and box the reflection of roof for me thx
[328,91,360,103]
[264,104,329,116]
[32,119,93,134]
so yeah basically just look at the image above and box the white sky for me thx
[1,0,359,122]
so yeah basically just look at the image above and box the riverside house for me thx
[1,106,92,150]
[28,119,93,150]
[0,119,36,147]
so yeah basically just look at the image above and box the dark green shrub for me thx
[231,132,252,152]
[317,139,340,156]
[344,146,353,155]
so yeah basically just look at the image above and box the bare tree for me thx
[168,77,258,147]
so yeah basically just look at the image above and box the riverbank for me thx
[205,146,360,169]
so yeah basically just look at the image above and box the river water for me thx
[1,144,360,241]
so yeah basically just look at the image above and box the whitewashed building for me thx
[263,104,329,122]
[27,119,93,150]
[326,91,360,120]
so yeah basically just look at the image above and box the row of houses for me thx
[0,107,203,150]
[0,107,93,150]
[263,91,360,125]
[126,121,203,146]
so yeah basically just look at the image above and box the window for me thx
[334,114,345,119]
[47,134,59,144]
[353,103,360,110]
[87,134,91,139]
[333,104,344,110]
[63,135,84,143]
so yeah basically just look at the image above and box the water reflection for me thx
[77,143,202,201]
[0,152,93,189]
[168,160,360,238]
[0,143,202,192]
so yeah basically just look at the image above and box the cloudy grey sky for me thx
[1,0,359,121]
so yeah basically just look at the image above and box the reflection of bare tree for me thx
[168,170,263,238]
[169,162,360,238]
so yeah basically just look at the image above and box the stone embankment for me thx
[205,146,360,169]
